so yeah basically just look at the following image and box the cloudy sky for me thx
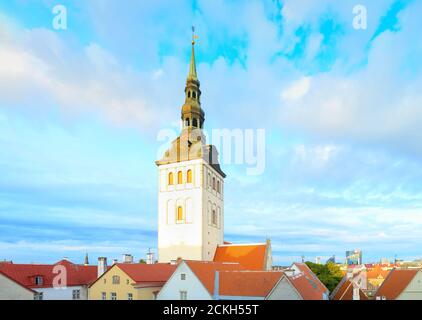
[0,0,421,265]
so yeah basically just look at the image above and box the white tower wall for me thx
[157,159,224,262]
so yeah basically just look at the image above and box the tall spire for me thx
[187,26,198,81]
[181,26,204,130]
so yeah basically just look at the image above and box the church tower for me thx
[156,32,226,263]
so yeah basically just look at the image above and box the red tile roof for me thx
[331,277,368,300]
[218,271,283,297]
[213,243,268,270]
[288,273,326,300]
[375,268,419,300]
[185,261,245,295]
[366,266,390,280]
[116,263,177,284]
[292,263,329,297]
[0,260,98,288]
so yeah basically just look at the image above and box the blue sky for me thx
[1,0,422,265]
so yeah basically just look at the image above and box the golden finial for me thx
[191,26,199,45]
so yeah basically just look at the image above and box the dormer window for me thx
[35,276,43,286]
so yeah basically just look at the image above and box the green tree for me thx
[305,261,343,292]
[139,259,146,264]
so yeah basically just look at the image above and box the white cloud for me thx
[281,77,311,101]
[0,23,173,131]
[278,1,422,156]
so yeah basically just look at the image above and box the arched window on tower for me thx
[187,169,193,183]
[193,118,198,127]
[212,177,216,190]
[192,91,196,99]
[212,209,217,225]
[168,172,174,185]
[177,206,184,222]
[188,91,191,98]
[217,180,220,193]
[185,118,190,127]
[177,171,183,184]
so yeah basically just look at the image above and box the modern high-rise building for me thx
[346,250,362,265]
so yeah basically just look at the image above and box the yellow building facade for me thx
[89,263,176,300]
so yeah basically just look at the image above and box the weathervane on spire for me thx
[192,26,198,45]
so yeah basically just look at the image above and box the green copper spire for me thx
[181,26,204,130]
[187,26,198,81]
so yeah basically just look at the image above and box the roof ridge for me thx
[217,243,266,247]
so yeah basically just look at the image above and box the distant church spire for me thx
[84,253,89,265]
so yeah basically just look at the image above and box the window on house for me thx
[208,173,211,187]
[112,275,120,285]
[180,291,187,300]
[126,279,130,285]
[127,293,133,300]
[35,276,43,286]
[103,278,106,284]
[181,273,186,280]
[177,171,183,184]
[177,206,184,222]
[101,292,106,300]
[212,177,216,190]
[168,172,174,185]
[217,180,220,193]
[72,289,80,300]
[212,210,217,225]
[111,292,117,300]
[187,169,192,183]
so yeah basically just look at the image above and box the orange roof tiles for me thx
[0,259,98,288]
[213,243,267,270]
[185,261,245,295]
[288,273,326,300]
[331,278,368,300]
[218,271,283,297]
[116,263,176,284]
[375,269,419,300]
[366,266,390,280]
[292,263,329,296]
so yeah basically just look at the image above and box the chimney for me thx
[353,287,360,300]
[122,254,133,264]
[146,249,155,265]
[98,257,107,277]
